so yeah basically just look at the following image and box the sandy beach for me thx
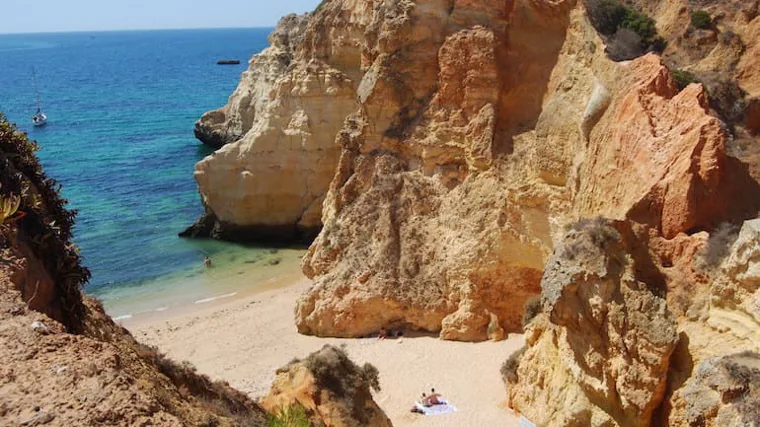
[123,268,526,426]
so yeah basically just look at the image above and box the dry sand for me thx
[124,272,525,426]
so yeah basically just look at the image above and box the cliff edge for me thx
[0,117,268,426]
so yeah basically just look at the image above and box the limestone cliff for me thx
[191,0,760,340]
[185,11,360,241]
[0,117,268,426]
[295,0,754,341]
[508,219,679,426]
[508,217,760,426]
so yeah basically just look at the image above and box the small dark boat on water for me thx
[217,60,241,65]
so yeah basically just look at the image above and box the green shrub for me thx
[586,0,628,35]
[621,7,657,40]
[267,404,312,427]
[522,296,542,329]
[585,0,663,60]
[0,114,91,330]
[302,345,380,424]
[672,69,699,91]
[691,10,712,29]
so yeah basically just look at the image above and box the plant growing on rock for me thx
[562,216,622,260]
[691,10,712,29]
[585,0,664,60]
[267,404,311,427]
[521,296,542,330]
[501,346,527,384]
[0,114,90,330]
[672,69,699,91]
[0,186,21,225]
[696,222,740,271]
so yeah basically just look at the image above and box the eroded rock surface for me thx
[262,345,392,427]
[508,219,679,426]
[190,0,760,342]
[680,352,760,427]
[295,0,736,340]
[187,10,360,241]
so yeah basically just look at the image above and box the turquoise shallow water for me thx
[0,28,299,315]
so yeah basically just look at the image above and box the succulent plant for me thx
[0,183,21,225]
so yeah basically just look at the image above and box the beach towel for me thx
[414,400,458,415]
[358,338,379,346]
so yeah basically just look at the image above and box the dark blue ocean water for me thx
[0,28,275,304]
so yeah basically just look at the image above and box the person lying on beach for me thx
[426,388,443,405]
[410,390,446,412]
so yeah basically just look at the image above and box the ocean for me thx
[0,28,304,318]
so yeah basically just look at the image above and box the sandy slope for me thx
[125,276,525,426]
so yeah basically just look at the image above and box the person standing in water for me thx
[204,256,212,267]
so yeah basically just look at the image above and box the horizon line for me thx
[0,25,277,36]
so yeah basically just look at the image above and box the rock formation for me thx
[186,11,359,241]
[0,117,268,426]
[262,345,392,427]
[508,219,679,426]
[190,0,760,341]
[294,0,745,340]
[678,352,760,426]
[508,217,760,426]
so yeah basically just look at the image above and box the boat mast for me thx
[32,67,42,112]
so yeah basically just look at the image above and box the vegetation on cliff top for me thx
[672,69,699,91]
[691,10,712,29]
[0,114,91,330]
[285,345,381,425]
[585,0,665,60]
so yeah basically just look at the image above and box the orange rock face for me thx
[191,0,759,344]
[575,55,729,238]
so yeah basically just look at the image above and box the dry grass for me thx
[696,222,740,271]
[562,217,622,260]
[521,296,542,330]
[134,342,267,426]
[501,346,527,385]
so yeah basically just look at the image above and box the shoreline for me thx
[102,247,307,326]
[124,266,524,426]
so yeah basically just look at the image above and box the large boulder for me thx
[508,219,679,426]
[261,345,392,427]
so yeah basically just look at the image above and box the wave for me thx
[194,292,237,304]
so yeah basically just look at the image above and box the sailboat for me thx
[31,68,47,127]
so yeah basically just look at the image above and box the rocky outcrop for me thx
[508,216,760,426]
[708,218,760,347]
[262,345,392,427]
[194,13,309,149]
[294,0,738,340]
[508,219,679,426]
[0,118,268,426]
[189,0,760,340]
[678,352,760,427]
[186,11,359,241]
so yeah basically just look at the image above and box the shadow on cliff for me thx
[723,155,760,225]
[494,0,576,156]
[652,332,694,425]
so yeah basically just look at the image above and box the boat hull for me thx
[32,113,47,127]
